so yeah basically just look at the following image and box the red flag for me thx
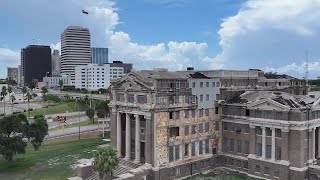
[82,9,88,14]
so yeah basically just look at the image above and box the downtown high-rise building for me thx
[20,48,25,86]
[51,49,61,75]
[61,26,91,84]
[91,47,108,65]
[23,45,51,85]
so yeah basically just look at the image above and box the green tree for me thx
[84,95,89,106]
[86,108,95,123]
[41,86,48,97]
[1,86,7,115]
[96,100,110,118]
[0,114,48,161]
[22,86,27,103]
[10,95,15,113]
[7,86,12,97]
[93,147,119,180]
[29,79,38,90]
[59,79,63,91]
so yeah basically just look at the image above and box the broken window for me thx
[255,165,260,173]
[175,145,180,160]
[266,128,272,136]
[244,162,248,169]
[275,129,281,138]
[256,127,262,135]
[215,107,219,114]
[137,95,146,104]
[169,96,174,104]
[169,146,174,162]
[223,122,228,130]
[169,127,180,137]
[169,112,173,120]
[245,109,250,116]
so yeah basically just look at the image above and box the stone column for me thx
[313,128,316,160]
[124,91,128,103]
[134,115,141,163]
[262,127,266,159]
[125,113,131,160]
[249,125,256,155]
[145,116,153,164]
[271,128,276,161]
[318,128,320,158]
[117,112,122,157]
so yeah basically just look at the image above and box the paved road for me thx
[47,116,88,129]
[45,111,86,118]
[45,124,99,140]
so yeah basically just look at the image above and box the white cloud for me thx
[0,48,20,71]
[215,0,320,78]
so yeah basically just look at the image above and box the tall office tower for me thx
[91,47,108,65]
[61,26,91,85]
[24,45,51,85]
[20,48,25,86]
[51,49,61,75]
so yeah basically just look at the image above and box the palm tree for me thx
[84,95,89,106]
[10,95,16,113]
[7,86,12,97]
[26,91,32,116]
[93,147,119,180]
[1,86,7,115]
[22,86,27,103]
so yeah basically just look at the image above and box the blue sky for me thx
[1,0,320,79]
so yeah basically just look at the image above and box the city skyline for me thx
[1,0,320,79]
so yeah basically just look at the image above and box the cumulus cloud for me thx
[215,0,320,78]
[0,48,20,70]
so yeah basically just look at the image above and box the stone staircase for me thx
[85,158,141,180]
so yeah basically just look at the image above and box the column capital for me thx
[261,126,266,130]
[271,127,276,131]
[134,114,139,118]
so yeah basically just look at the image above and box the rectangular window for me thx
[223,122,228,130]
[215,107,219,114]
[212,82,216,87]
[185,144,189,157]
[205,122,209,132]
[265,111,273,119]
[223,138,229,152]
[216,82,220,87]
[205,109,209,116]
[175,96,179,104]
[184,125,189,136]
[175,111,180,119]
[192,142,196,156]
[199,123,203,133]
[244,141,249,154]
[169,112,173,120]
[200,95,203,102]
[191,82,195,88]
[255,165,260,173]
[237,140,242,153]
[266,145,271,159]
[274,169,279,177]
[169,146,174,162]
[200,82,203,88]
[199,109,203,117]
[256,127,262,135]
[206,82,209,87]
[275,129,281,137]
[205,139,209,153]
[264,167,269,175]
[199,141,203,154]
[256,110,262,118]
[257,143,262,157]
[230,139,234,152]
[184,110,189,118]
[175,145,180,160]
[169,127,179,137]
[192,110,196,118]
[266,128,272,136]
[192,125,197,134]
[276,146,281,160]
[206,94,209,101]
[244,162,248,169]
[276,112,282,120]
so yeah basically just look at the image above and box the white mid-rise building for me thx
[61,26,91,85]
[43,75,70,89]
[51,49,61,75]
[75,64,124,90]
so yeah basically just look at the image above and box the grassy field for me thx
[0,137,104,180]
[25,101,88,117]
